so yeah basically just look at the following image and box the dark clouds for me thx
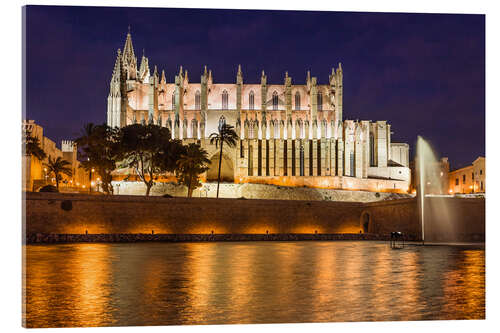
[25,6,484,170]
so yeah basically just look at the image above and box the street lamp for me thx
[88,168,95,194]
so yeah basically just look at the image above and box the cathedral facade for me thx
[107,31,411,193]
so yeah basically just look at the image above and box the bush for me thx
[162,193,174,198]
[39,185,58,193]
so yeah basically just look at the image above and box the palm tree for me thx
[176,144,210,197]
[44,156,73,190]
[209,123,238,198]
[23,131,46,161]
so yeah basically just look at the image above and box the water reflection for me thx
[24,241,485,327]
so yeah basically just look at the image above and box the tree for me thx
[44,156,72,190]
[23,130,46,161]
[75,123,117,195]
[115,124,180,196]
[176,143,210,197]
[209,123,238,198]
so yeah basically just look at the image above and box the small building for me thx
[448,157,485,194]
[22,119,88,192]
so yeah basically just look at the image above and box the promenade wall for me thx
[24,193,485,242]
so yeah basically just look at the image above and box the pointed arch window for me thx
[299,119,304,139]
[171,93,175,110]
[295,92,301,110]
[272,91,279,110]
[191,119,198,138]
[195,90,201,110]
[317,92,323,111]
[222,90,229,110]
[370,132,376,167]
[249,120,255,139]
[274,120,280,139]
[249,91,255,110]
[218,115,226,132]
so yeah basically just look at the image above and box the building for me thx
[449,157,485,194]
[107,30,411,193]
[22,119,88,192]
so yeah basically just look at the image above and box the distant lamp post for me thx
[89,167,95,194]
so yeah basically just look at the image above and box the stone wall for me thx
[112,181,412,202]
[24,193,485,242]
[25,192,365,236]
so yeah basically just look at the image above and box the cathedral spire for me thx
[261,70,267,86]
[237,64,243,84]
[184,69,189,86]
[208,69,213,84]
[161,69,166,84]
[139,53,150,82]
[111,48,122,83]
[204,65,208,76]
[122,27,136,63]
[153,65,159,83]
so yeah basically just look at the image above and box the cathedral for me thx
[107,30,411,193]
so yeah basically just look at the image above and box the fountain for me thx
[416,136,456,243]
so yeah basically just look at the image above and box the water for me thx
[23,241,485,328]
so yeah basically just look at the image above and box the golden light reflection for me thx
[24,244,114,327]
[311,243,336,321]
[441,250,485,319]
[24,242,485,327]
[73,244,114,326]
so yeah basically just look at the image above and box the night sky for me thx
[25,6,484,170]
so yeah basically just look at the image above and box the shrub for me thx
[162,193,174,198]
[39,185,58,193]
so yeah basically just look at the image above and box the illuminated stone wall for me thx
[24,193,484,242]
[25,192,366,235]
[111,181,412,202]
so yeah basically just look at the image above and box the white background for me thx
[1,0,498,332]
